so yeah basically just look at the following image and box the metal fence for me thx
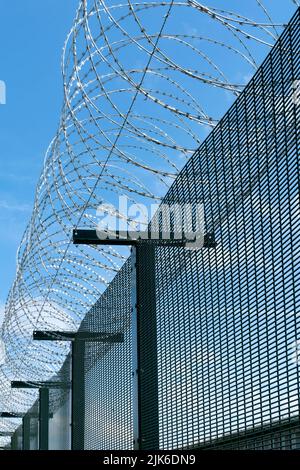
[9,7,300,451]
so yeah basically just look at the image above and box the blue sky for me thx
[0,0,78,306]
[0,0,297,310]
[0,0,299,447]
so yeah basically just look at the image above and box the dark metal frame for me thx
[39,388,49,450]
[32,329,124,450]
[0,431,13,437]
[0,412,24,418]
[73,229,216,248]
[72,229,216,450]
[22,415,31,450]
[11,381,60,450]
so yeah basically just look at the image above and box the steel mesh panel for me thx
[11,401,39,450]
[194,418,300,449]
[78,9,300,450]
[153,10,300,449]
[80,261,133,450]
[11,400,39,450]
[11,426,22,450]
[29,401,39,450]
[49,355,72,450]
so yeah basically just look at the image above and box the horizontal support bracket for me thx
[73,229,185,246]
[0,431,13,437]
[73,229,216,248]
[0,412,24,418]
[33,330,124,343]
[11,381,71,390]
[0,411,53,419]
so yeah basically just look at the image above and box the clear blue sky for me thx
[0,0,296,309]
[0,0,78,306]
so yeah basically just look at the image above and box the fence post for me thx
[39,388,49,450]
[22,415,31,450]
[132,244,159,450]
[11,432,18,450]
[32,330,123,450]
[11,380,70,451]
[72,338,85,450]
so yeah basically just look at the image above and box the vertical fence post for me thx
[72,338,85,450]
[39,388,49,450]
[132,244,159,450]
[131,246,139,449]
[22,415,31,450]
[11,432,18,450]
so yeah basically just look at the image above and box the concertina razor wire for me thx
[0,0,298,437]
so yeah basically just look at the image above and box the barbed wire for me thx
[0,0,296,439]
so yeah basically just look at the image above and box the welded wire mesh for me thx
[28,402,39,450]
[80,8,300,449]
[10,7,300,450]
[1,1,300,451]
[48,356,72,450]
[80,261,132,449]
[1,0,298,424]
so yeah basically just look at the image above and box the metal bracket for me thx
[11,381,70,389]
[0,431,13,437]
[33,330,123,343]
[0,412,24,418]
[32,329,123,450]
[73,229,216,248]
[10,381,57,450]
[22,415,31,450]
[39,388,49,450]
[72,227,216,449]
